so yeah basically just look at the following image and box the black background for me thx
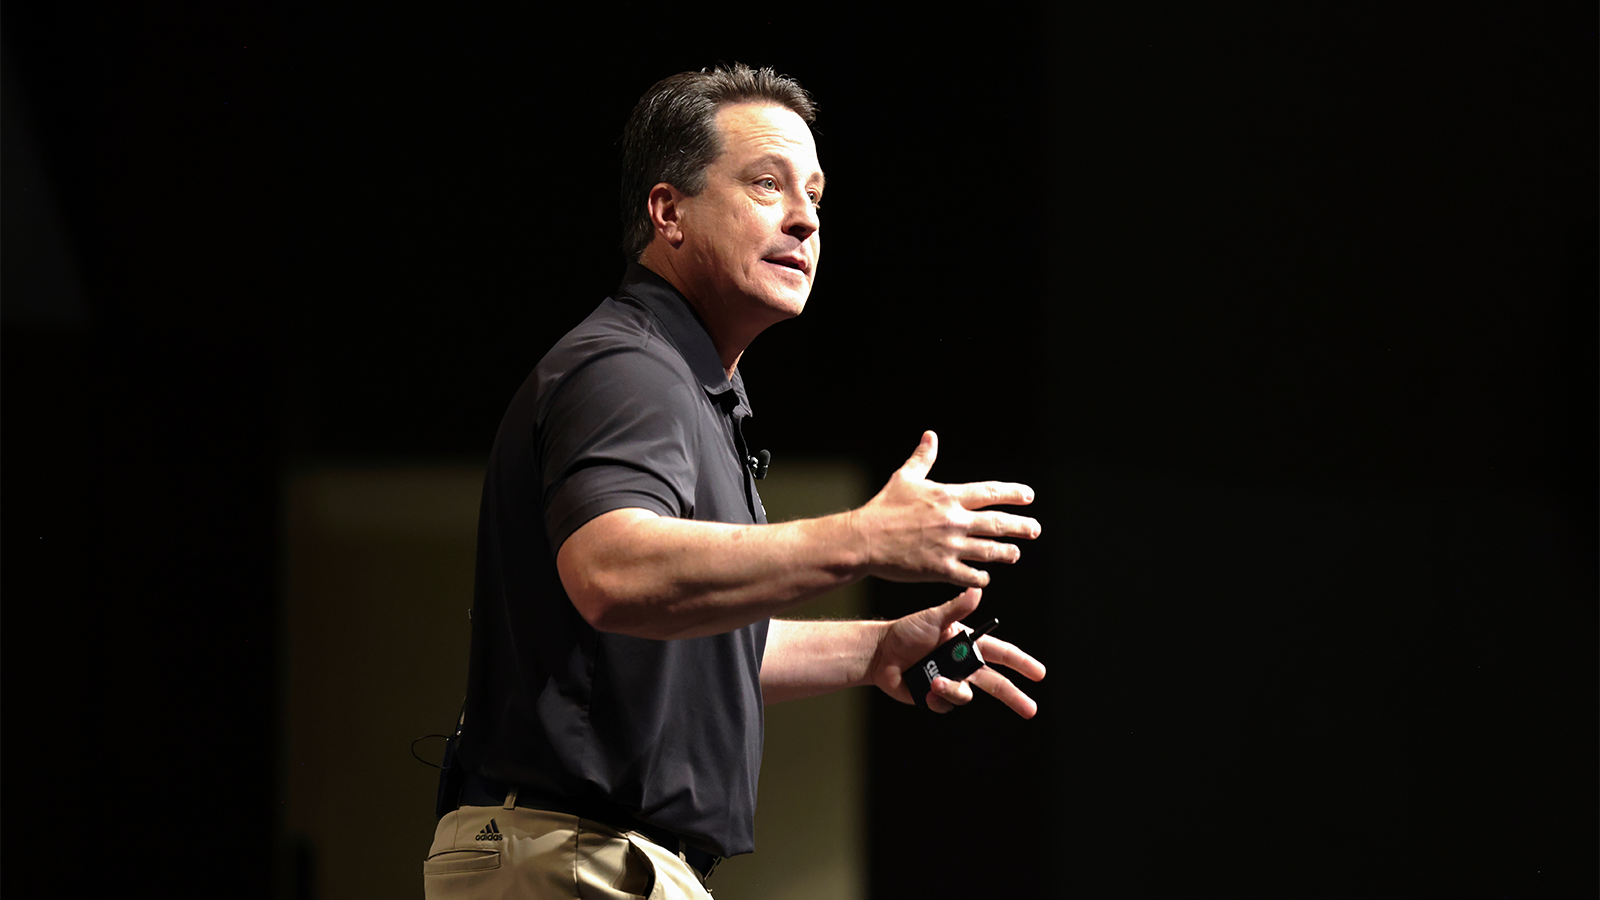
[4,5,1594,897]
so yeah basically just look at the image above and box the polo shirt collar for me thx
[618,263,753,417]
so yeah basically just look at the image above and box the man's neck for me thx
[636,256,750,381]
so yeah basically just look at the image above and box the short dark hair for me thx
[619,63,816,262]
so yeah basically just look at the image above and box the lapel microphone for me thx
[746,449,771,479]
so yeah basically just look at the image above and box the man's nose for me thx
[785,195,820,241]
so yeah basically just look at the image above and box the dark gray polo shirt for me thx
[458,264,770,858]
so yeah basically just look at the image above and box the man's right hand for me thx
[849,431,1041,589]
[559,430,1040,639]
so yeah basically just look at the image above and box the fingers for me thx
[934,586,983,629]
[967,509,1042,541]
[975,636,1047,683]
[929,663,1041,719]
[957,537,1023,566]
[870,432,1040,588]
[927,675,974,713]
[897,430,938,481]
[949,484,1041,551]
[936,537,1025,589]
[969,667,1039,719]
[909,589,1044,719]
[948,480,1036,511]
[942,562,991,590]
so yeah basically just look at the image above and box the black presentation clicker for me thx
[905,617,999,709]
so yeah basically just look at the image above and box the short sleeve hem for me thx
[546,488,680,554]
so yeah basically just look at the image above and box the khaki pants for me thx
[423,797,713,900]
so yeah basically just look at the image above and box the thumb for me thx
[899,430,939,481]
[934,587,983,632]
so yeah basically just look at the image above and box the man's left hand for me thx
[869,588,1046,717]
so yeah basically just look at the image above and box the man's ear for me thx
[647,183,688,249]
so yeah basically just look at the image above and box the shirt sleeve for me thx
[537,337,704,552]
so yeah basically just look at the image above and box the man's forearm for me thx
[557,508,872,640]
[555,432,1039,641]
[760,618,890,704]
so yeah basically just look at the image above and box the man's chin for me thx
[749,285,809,320]
[767,294,809,320]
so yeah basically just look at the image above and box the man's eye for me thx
[758,178,777,190]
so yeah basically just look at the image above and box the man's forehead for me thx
[714,103,822,175]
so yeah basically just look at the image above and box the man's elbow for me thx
[575,594,634,635]
[557,509,675,636]
[565,574,677,639]
[564,572,632,633]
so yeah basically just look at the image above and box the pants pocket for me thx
[574,824,656,899]
[424,848,502,875]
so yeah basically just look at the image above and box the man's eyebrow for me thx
[746,153,826,190]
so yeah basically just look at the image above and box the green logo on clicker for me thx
[951,642,970,662]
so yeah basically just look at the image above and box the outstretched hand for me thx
[851,431,1041,589]
[870,588,1047,717]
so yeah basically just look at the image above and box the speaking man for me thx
[424,64,1045,899]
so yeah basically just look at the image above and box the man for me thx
[424,64,1045,899]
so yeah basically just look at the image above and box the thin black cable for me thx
[411,734,451,769]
